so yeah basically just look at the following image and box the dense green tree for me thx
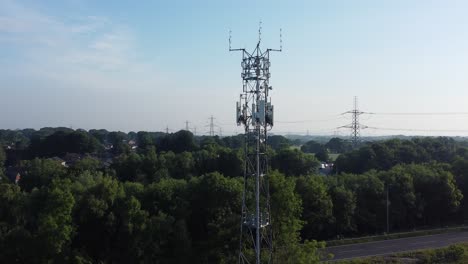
[340,172,385,234]
[0,183,24,227]
[217,148,243,177]
[0,146,5,168]
[325,138,352,153]
[71,157,101,173]
[0,183,31,263]
[193,149,218,176]
[0,147,5,180]
[267,135,291,150]
[113,152,144,182]
[301,140,324,153]
[272,148,320,176]
[199,136,223,149]
[2,128,468,263]
[221,134,244,149]
[328,184,356,237]
[137,131,154,150]
[20,158,67,191]
[140,146,162,182]
[269,171,324,263]
[143,178,191,263]
[452,157,468,221]
[406,163,463,226]
[163,151,195,180]
[158,130,197,153]
[0,130,30,149]
[188,172,242,263]
[35,179,75,261]
[28,131,101,158]
[378,166,418,230]
[315,148,330,162]
[89,129,109,144]
[108,131,129,155]
[335,137,460,174]
[295,176,333,240]
[72,174,124,262]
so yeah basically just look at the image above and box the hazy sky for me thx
[2,0,468,136]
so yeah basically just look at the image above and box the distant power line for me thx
[367,126,468,133]
[270,112,468,124]
[275,117,344,124]
[367,112,468,116]
[271,129,337,134]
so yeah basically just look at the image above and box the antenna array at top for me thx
[229,23,283,52]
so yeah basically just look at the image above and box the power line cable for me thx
[368,112,468,116]
[367,126,468,133]
[275,116,344,124]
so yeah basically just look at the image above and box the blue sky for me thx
[2,0,468,136]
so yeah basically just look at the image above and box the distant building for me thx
[5,166,22,183]
[15,173,21,185]
[101,158,113,168]
[104,144,113,150]
[319,163,334,176]
[63,153,83,166]
[50,156,68,167]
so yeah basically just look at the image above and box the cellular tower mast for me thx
[230,24,281,264]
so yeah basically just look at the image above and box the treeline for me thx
[2,128,468,263]
[301,137,352,154]
[0,128,323,263]
[334,137,462,173]
[0,168,322,263]
[303,163,462,240]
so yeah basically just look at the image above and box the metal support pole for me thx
[386,185,389,234]
[256,123,261,263]
[231,27,281,264]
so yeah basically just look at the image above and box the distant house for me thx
[5,166,22,183]
[102,158,113,168]
[127,140,138,151]
[63,153,83,166]
[104,144,113,150]
[319,163,334,176]
[50,156,68,167]
[15,173,21,185]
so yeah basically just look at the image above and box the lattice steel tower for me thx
[230,26,281,264]
[340,96,367,147]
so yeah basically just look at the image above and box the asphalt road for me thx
[323,231,468,261]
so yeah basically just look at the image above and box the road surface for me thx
[323,231,468,261]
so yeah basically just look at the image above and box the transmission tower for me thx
[230,25,281,264]
[339,96,367,147]
[208,115,215,136]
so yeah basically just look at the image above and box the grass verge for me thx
[326,226,468,247]
[331,243,468,264]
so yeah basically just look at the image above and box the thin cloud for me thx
[0,0,160,89]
